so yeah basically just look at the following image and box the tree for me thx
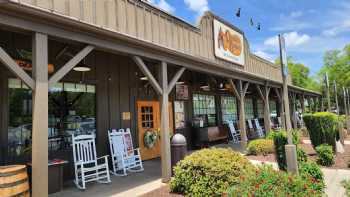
[318,44,350,89]
[275,57,320,91]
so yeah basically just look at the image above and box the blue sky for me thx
[148,0,350,75]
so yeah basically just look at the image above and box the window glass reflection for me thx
[8,78,96,156]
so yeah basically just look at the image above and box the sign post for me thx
[279,34,298,174]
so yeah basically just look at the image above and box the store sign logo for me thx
[213,19,245,66]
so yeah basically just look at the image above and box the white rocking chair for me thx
[254,119,265,138]
[108,128,144,176]
[227,120,241,143]
[72,134,111,190]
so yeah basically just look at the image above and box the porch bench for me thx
[194,126,229,148]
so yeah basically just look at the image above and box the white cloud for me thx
[322,20,350,37]
[264,31,311,48]
[148,0,175,13]
[321,2,350,37]
[270,11,312,31]
[184,0,209,17]
[290,11,303,18]
[254,50,275,62]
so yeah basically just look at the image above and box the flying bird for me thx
[257,23,261,30]
[235,8,241,17]
[250,18,254,26]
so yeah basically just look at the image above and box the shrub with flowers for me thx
[227,165,324,197]
[247,139,274,155]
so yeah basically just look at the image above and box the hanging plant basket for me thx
[144,130,158,149]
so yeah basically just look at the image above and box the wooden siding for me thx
[12,0,285,83]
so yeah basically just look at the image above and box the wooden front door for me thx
[137,101,173,160]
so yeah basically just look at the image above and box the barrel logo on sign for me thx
[0,165,30,197]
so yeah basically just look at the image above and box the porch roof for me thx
[0,0,320,97]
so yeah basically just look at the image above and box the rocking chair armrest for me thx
[97,155,109,161]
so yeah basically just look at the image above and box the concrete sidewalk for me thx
[250,159,349,197]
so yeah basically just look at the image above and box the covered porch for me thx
[0,1,321,196]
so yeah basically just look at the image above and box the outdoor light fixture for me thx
[73,65,91,72]
[176,81,185,85]
[140,76,148,81]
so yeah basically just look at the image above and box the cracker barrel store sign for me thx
[213,19,245,65]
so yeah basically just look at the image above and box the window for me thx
[257,99,264,118]
[244,98,254,119]
[269,100,277,117]
[221,96,237,123]
[193,94,216,126]
[8,79,96,157]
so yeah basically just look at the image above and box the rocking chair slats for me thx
[227,120,241,143]
[108,128,144,176]
[72,134,111,190]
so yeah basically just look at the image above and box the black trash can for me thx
[171,133,187,174]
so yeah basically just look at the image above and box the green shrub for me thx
[269,130,300,170]
[341,180,350,197]
[170,148,254,197]
[297,148,308,163]
[247,139,274,155]
[315,144,334,166]
[303,112,338,149]
[227,165,324,197]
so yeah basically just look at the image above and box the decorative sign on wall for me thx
[176,84,189,100]
[213,19,245,66]
[122,112,131,120]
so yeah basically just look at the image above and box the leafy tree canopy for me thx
[275,57,320,92]
[318,44,350,90]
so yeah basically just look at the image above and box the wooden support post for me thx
[133,56,185,182]
[159,61,171,182]
[256,84,271,134]
[274,88,285,130]
[228,79,249,143]
[239,80,249,142]
[301,94,305,113]
[31,32,48,197]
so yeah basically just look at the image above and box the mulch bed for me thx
[141,185,183,197]
[246,139,350,169]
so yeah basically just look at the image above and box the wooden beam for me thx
[31,32,48,197]
[133,56,163,95]
[49,45,94,86]
[263,84,271,134]
[167,67,185,94]
[0,47,35,89]
[238,80,248,143]
[159,61,171,183]
[229,79,241,101]
[256,84,265,102]
[274,87,282,102]
[243,82,250,96]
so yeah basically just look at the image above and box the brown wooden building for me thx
[0,0,321,196]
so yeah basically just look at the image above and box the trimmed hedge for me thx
[170,148,254,197]
[268,130,301,170]
[247,139,274,155]
[303,112,338,149]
